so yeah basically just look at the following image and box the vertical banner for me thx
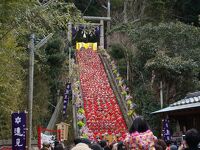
[63,83,71,118]
[162,119,171,141]
[95,26,100,36]
[12,112,26,150]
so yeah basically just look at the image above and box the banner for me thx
[76,42,98,51]
[162,119,171,141]
[12,112,26,150]
[63,83,72,118]
[72,26,100,39]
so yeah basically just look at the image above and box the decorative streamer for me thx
[95,26,100,36]
[62,83,72,119]
[72,25,100,39]
[162,119,171,141]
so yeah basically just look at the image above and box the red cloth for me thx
[0,147,12,150]
[77,50,127,137]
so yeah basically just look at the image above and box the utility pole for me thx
[127,54,129,82]
[28,33,53,150]
[123,0,128,23]
[160,81,163,108]
[67,22,72,77]
[28,33,35,150]
[100,20,104,49]
[106,0,111,48]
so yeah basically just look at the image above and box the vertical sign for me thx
[12,112,26,150]
[162,119,171,141]
[63,83,71,118]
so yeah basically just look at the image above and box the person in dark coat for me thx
[185,128,200,150]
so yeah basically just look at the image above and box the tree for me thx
[0,0,83,138]
[108,22,200,131]
[174,0,200,26]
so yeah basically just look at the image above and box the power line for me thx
[82,0,93,15]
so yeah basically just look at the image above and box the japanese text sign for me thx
[12,112,26,150]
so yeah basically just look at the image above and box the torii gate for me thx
[67,0,111,50]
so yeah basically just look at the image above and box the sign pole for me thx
[28,34,35,150]
[27,33,53,150]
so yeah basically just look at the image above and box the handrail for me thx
[46,96,63,132]
[72,86,78,137]
[99,53,133,128]
[73,52,85,137]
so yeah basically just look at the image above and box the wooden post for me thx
[100,20,104,49]
[160,81,163,108]
[106,0,111,48]
[37,126,42,149]
[68,22,72,76]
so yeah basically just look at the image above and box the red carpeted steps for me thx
[77,49,127,138]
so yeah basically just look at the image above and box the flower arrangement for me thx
[127,110,135,116]
[78,108,85,114]
[71,56,94,139]
[77,120,85,128]
[102,49,137,117]
[77,113,85,120]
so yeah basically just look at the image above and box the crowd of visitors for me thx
[41,116,200,150]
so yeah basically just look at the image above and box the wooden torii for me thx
[67,0,111,50]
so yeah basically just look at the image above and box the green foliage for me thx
[134,85,161,133]
[0,1,84,42]
[144,0,176,22]
[174,0,200,26]
[44,36,68,111]
[145,51,198,80]
[109,44,125,59]
[73,0,102,16]
[46,38,66,67]
[0,0,83,139]
[109,44,127,77]
[0,33,26,138]
[140,22,199,90]
[110,21,200,130]
[111,0,123,9]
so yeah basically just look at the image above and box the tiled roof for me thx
[170,96,200,107]
[152,91,200,114]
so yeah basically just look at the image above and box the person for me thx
[166,140,171,150]
[99,140,108,149]
[71,142,92,150]
[185,128,200,150]
[154,144,163,150]
[71,138,92,150]
[178,128,200,150]
[155,139,167,150]
[124,116,157,150]
[81,138,92,147]
[170,144,178,150]
[90,143,103,150]
[54,143,64,150]
[117,141,127,150]
[41,141,51,150]
[74,137,82,145]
